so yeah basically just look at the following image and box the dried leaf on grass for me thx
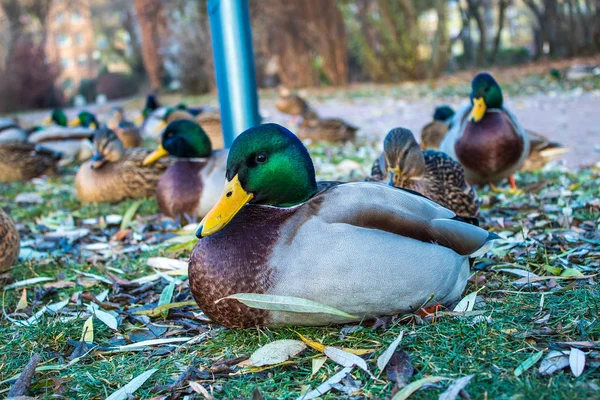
[377,331,404,373]
[297,333,374,355]
[569,348,586,377]
[81,317,94,344]
[385,350,414,392]
[108,337,194,352]
[539,350,570,375]
[16,288,27,311]
[120,200,143,231]
[8,353,42,397]
[438,374,475,400]
[3,277,54,290]
[218,293,357,319]
[301,367,353,400]
[311,357,327,377]
[189,381,214,399]
[391,376,450,400]
[105,368,157,400]
[324,346,373,377]
[248,339,306,367]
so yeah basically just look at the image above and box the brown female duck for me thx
[370,127,479,218]
[75,128,173,203]
[440,73,530,189]
[142,120,227,221]
[0,209,20,273]
[297,109,357,142]
[275,86,309,124]
[420,105,455,150]
[0,142,61,182]
[107,106,143,148]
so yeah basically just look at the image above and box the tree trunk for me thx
[133,0,167,90]
[466,0,486,66]
[491,0,510,63]
[523,0,545,59]
[430,0,449,78]
[459,2,475,66]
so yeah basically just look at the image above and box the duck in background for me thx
[142,120,227,222]
[297,108,358,142]
[440,73,530,190]
[0,118,27,143]
[420,105,455,151]
[188,123,497,328]
[275,86,310,125]
[107,106,142,148]
[69,111,99,130]
[370,127,479,219]
[42,108,69,127]
[137,94,169,140]
[0,209,20,276]
[0,142,61,182]
[153,107,224,149]
[75,128,173,203]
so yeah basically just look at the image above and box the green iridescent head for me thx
[470,73,503,122]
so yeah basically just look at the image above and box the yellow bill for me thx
[142,145,169,166]
[134,114,145,126]
[42,117,52,125]
[470,97,487,122]
[196,174,254,238]
[69,118,81,127]
[89,122,97,130]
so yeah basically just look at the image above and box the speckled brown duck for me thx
[0,142,61,182]
[521,129,569,171]
[440,73,530,189]
[188,123,498,328]
[142,120,227,221]
[75,128,174,203]
[297,109,358,142]
[275,86,309,124]
[107,106,142,148]
[0,209,20,273]
[370,127,479,219]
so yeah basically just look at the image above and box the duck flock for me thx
[0,72,572,328]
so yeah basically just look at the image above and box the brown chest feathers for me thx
[456,111,523,180]
[188,205,298,328]
[0,209,20,272]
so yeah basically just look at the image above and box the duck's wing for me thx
[28,127,94,143]
[368,152,387,181]
[312,182,496,256]
[526,129,568,156]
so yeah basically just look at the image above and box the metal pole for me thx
[207,0,261,148]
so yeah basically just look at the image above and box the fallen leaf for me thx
[301,367,353,400]
[569,348,586,377]
[133,300,197,317]
[120,200,143,231]
[385,350,414,390]
[561,268,584,278]
[189,381,214,399]
[16,288,27,311]
[3,277,54,290]
[311,357,327,378]
[438,374,474,400]
[218,293,357,319]
[158,282,175,307]
[324,347,372,377]
[514,351,544,377]
[377,331,404,373]
[81,317,94,344]
[248,339,306,367]
[105,368,157,400]
[297,333,373,355]
[108,337,194,352]
[391,376,450,400]
[87,304,118,330]
[72,269,113,285]
[453,289,482,313]
[43,280,76,290]
[539,350,570,375]
[147,257,188,271]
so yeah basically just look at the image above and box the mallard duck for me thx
[440,73,530,189]
[370,128,479,218]
[153,108,224,149]
[42,108,69,127]
[142,120,227,221]
[75,128,174,203]
[297,109,357,142]
[27,126,94,165]
[521,129,569,172]
[69,111,99,130]
[275,86,309,124]
[135,94,161,126]
[107,106,142,148]
[0,209,20,273]
[0,118,27,143]
[0,142,61,182]
[188,123,497,328]
[420,105,455,150]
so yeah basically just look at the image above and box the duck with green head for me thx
[421,105,456,151]
[42,109,69,127]
[153,107,224,149]
[69,111,99,130]
[135,94,161,126]
[440,73,529,189]
[370,127,479,219]
[188,123,498,328]
[143,120,227,221]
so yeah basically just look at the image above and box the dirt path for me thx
[263,91,600,168]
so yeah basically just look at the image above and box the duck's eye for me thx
[255,153,267,164]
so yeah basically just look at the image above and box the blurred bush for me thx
[96,72,139,100]
[78,79,97,103]
[0,39,63,113]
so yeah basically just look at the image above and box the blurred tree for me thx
[254,0,348,88]
[466,0,486,66]
[490,0,512,64]
[90,0,145,81]
[133,0,168,90]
